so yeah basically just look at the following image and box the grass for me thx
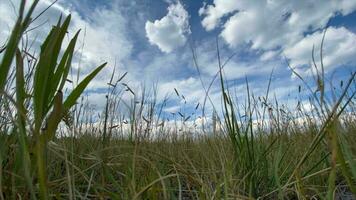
[0,1,356,199]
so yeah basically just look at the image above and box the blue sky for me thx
[1,0,356,118]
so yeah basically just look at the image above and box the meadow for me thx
[0,1,356,199]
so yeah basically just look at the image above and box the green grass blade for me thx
[0,19,23,92]
[63,62,107,110]
[0,0,39,92]
[33,17,70,129]
[15,49,36,199]
[33,26,61,130]
[51,30,80,99]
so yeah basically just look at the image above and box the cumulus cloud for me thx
[199,0,356,75]
[0,0,133,90]
[198,0,239,31]
[284,27,356,73]
[145,2,190,53]
[200,0,356,50]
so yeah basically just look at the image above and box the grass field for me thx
[0,1,356,199]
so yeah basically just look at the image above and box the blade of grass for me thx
[63,62,107,110]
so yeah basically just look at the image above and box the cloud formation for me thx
[284,27,356,72]
[199,0,356,76]
[1,0,133,89]
[1,0,355,115]
[145,2,190,53]
[200,0,356,50]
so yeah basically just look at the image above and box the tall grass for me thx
[0,1,106,199]
[0,1,355,199]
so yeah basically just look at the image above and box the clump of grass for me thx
[0,1,106,198]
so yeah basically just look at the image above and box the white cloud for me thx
[199,0,239,31]
[163,105,180,113]
[158,77,203,103]
[0,0,133,90]
[191,41,277,81]
[145,2,190,53]
[200,0,356,51]
[284,27,356,73]
[200,0,356,76]
[260,50,279,61]
[71,8,132,71]
[200,59,275,81]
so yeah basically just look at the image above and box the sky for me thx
[1,0,356,119]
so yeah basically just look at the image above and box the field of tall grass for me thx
[0,1,356,199]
